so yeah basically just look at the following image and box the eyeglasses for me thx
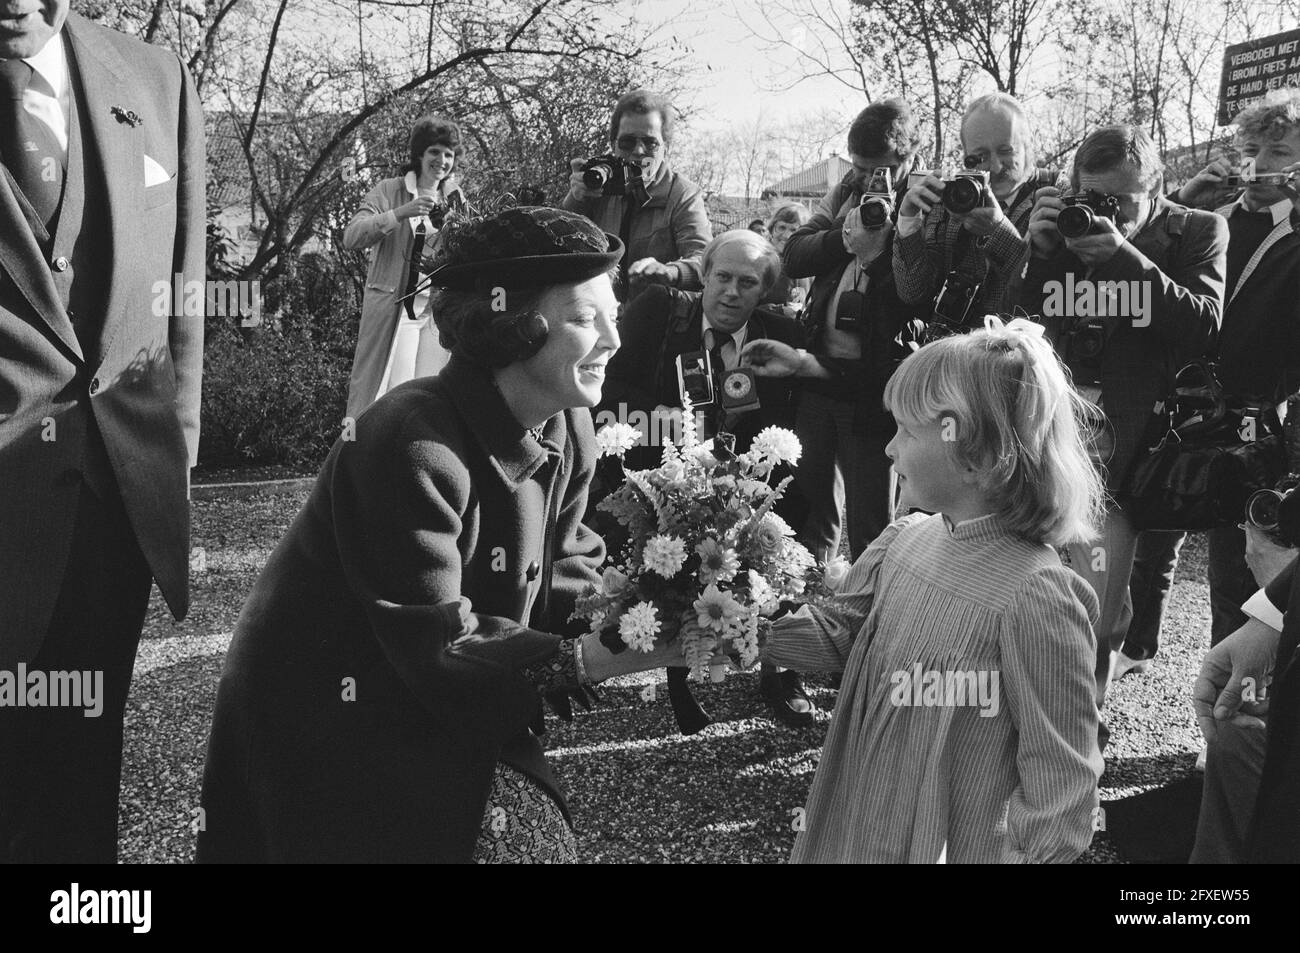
[615,136,663,154]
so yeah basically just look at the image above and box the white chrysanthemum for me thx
[642,534,687,577]
[618,601,661,653]
[750,426,802,466]
[747,569,778,613]
[594,422,642,457]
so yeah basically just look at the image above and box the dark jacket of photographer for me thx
[782,174,917,410]
[1209,199,1300,406]
[560,162,711,291]
[1019,197,1228,491]
[892,175,1045,320]
[599,285,805,473]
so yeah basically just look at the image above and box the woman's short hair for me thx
[701,230,782,294]
[429,286,546,368]
[405,116,464,175]
[767,202,810,233]
[609,89,675,147]
[847,97,922,161]
[883,317,1105,547]
[1071,124,1164,193]
[1233,89,1300,142]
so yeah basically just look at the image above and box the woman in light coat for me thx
[343,116,466,420]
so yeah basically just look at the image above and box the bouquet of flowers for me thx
[574,396,823,682]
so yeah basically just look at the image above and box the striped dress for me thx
[768,512,1103,863]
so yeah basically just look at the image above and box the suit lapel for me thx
[0,149,82,360]
[64,13,143,363]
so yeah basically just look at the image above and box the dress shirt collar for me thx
[1230,194,1294,226]
[702,313,749,356]
[23,29,68,101]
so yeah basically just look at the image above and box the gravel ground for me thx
[118,488,1210,863]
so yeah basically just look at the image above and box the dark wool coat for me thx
[197,358,603,863]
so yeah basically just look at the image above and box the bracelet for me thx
[574,635,591,686]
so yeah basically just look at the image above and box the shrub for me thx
[199,251,360,469]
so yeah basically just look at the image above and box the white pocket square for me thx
[143,154,172,187]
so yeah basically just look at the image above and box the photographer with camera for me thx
[1020,124,1228,721]
[891,93,1049,332]
[561,89,711,300]
[343,116,466,420]
[774,99,923,563]
[1191,480,1299,862]
[1120,91,1300,677]
[598,230,814,731]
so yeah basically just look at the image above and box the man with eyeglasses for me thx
[892,92,1051,327]
[562,89,711,300]
[1019,124,1227,743]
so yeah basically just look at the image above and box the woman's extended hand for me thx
[580,631,685,683]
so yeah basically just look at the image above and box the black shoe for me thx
[667,667,712,735]
[760,669,815,728]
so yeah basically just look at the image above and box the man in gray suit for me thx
[0,1,204,862]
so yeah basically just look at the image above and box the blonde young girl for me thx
[752,317,1106,863]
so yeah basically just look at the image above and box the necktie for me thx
[403,221,427,321]
[708,328,732,372]
[0,58,63,231]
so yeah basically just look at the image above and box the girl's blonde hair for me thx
[883,316,1105,547]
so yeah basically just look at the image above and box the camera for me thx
[1064,316,1112,363]
[719,367,761,414]
[676,350,715,407]
[1246,395,1300,546]
[858,167,896,228]
[903,168,991,214]
[932,271,982,327]
[581,154,646,198]
[942,170,992,215]
[675,350,763,420]
[1056,191,1122,239]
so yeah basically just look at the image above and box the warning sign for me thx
[1218,28,1300,126]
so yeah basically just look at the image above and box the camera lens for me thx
[1056,205,1093,239]
[860,197,889,228]
[1073,323,1106,360]
[1246,489,1283,531]
[582,163,612,191]
[943,178,982,215]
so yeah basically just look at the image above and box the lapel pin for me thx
[110,106,142,127]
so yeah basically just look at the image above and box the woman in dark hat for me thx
[342,115,468,420]
[197,207,681,863]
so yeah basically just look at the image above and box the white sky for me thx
[626,0,859,137]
